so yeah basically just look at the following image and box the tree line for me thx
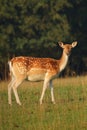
[0,0,87,80]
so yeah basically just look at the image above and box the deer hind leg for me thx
[49,80,55,104]
[12,78,24,105]
[40,79,49,105]
[8,76,15,105]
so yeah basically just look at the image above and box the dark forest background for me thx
[0,0,87,80]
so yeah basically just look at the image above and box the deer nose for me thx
[67,51,71,56]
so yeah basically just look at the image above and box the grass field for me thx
[0,76,87,130]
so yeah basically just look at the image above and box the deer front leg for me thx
[49,80,55,104]
[40,79,49,105]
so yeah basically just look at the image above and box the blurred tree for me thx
[0,0,87,79]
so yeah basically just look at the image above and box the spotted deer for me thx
[8,41,77,105]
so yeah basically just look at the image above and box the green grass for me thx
[0,76,87,130]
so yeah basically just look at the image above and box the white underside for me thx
[27,68,46,81]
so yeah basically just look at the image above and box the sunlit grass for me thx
[0,76,87,130]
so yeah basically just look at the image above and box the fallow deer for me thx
[8,41,77,105]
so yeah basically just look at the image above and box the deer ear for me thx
[58,42,64,48]
[72,41,78,48]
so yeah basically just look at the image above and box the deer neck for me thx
[59,51,69,72]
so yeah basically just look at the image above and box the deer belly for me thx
[28,68,46,81]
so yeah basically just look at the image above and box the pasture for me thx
[0,76,87,130]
